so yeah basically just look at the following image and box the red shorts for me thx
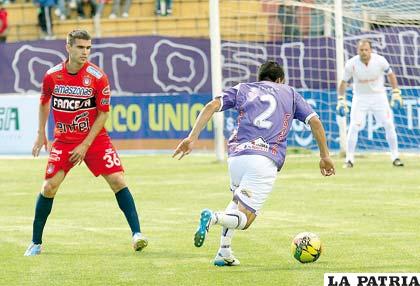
[45,137,124,179]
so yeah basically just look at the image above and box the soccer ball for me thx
[291,232,322,263]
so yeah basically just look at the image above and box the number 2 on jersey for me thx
[253,94,277,129]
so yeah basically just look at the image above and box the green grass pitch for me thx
[1,154,419,285]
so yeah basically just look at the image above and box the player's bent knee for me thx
[41,170,65,198]
[103,172,126,192]
[42,182,58,198]
[237,204,256,230]
[110,181,127,193]
[243,213,256,230]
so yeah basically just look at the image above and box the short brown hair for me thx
[67,30,91,46]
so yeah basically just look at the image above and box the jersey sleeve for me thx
[217,84,239,112]
[293,90,317,124]
[380,56,393,75]
[342,60,353,83]
[95,75,111,112]
[40,74,53,105]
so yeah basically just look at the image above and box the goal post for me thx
[209,0,225,162]
[334,0,347,156]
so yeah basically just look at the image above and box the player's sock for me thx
[220,201,238,247]
[384,123,399,161]
[32,193,54,244]
[218,244,233,258]
[346,123,359,163]
[220,228,234,249]
[115,187,141,235]
[213,210,247,230]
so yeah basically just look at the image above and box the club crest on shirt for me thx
[83,76,92,86]
[46,163,55,174]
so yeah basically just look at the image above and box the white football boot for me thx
[24,242,42,256]
[213,249,240,266]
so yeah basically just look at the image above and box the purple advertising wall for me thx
[1,29,419,95]
[0,36,211,95]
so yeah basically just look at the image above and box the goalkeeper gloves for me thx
[336,95,349,117]
[390,88,403,109]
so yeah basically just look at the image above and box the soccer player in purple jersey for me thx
[173,61,335,266]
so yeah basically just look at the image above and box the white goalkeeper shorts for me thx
[350,95,394,130]
[228,155,277,214]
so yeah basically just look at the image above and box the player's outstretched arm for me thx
[173,98,221,160]
[32,102,50,157]
[308,116,335,177]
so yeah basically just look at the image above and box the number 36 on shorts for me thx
[103,148,121,168]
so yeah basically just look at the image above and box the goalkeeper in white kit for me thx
[336,39,404,168]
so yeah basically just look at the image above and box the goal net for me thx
[217,0,420,153]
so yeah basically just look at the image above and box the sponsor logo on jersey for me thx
[234,137,269,153]
[49,148,62,162]
[101,98,110,105]
[46,64,63,75]
[52,96,96,112]
[358,77,379,84]
[86,65,103,79]
[56,111,91,133]
[53,85,93,97]
[271,113,292,155]
[102,85,110,95]
[83,76,92,86]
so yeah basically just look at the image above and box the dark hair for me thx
[257,61,285,82]
[358,39,372,48]
[67,29,91,46]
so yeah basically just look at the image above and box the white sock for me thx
[219,245,233,257]
[384,122,399,161]
[220,201,237,247]
[346,123,359,162]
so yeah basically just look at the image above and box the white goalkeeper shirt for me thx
[343,53,393,99]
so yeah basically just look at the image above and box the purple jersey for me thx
[218,81,317,170]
